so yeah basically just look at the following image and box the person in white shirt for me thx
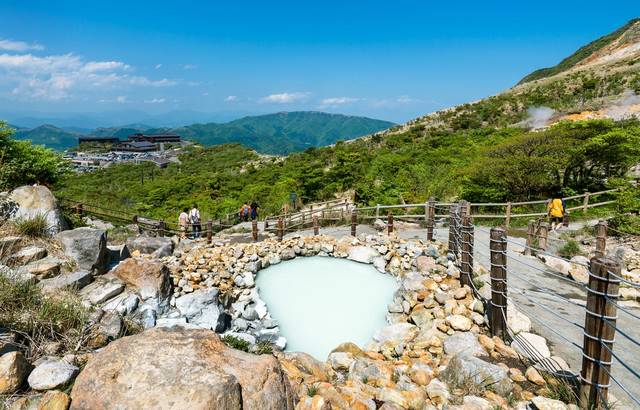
[190,204,201,238]
[178,208,189,239]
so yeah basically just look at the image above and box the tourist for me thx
[190,204,201,238]
[239,202,250,222]
[178,207,189,239]
[250,201,259,221]
[547,192,566,232]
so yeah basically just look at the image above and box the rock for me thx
[0,330,19,355]
[507,303,532,334]
[102,292,139,315]
[125,236,173,258]
[373,323,418,345]
[531,396,568,410]
[441,354,512,395]
[443,332,486,357]
[0,351,32,394]
[401,271,425,291]
[373,256,386,272]
[7,246,47,266]
[348,246,379,264]
[425,378,449,405]
[111,258,171,301]
[7,185,68,235]
[569,263,589,284]
[80,277,125,305]
[0,236,22,256]
[512,332,551,360]
[282,352,331,382]
[39,271,93,293]
[543,255,571,276]
[525,366,546,385]
[28,360,79,391]
[570,255,589,266]
[328,352,354,372]
[155,317,188,328]
[446,315,472,331]
[416,256,437,273]
[97,311,123,340]
[462,395,492,410]
[70,328,294,409]
[56,228,109,274]
[38,390,71,410]
[16,256,61,280]
[535,356,571,374]
[373,219,386,231]
[7,394,43,410]
[329,342,364,357]
[175,288,225,331]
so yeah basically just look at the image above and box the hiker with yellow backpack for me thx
[547,192,566,232]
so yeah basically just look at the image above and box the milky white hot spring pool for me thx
[255,256,398,360]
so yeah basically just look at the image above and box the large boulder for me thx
[174,288,225,331]
[56,228,109,274]
[5,185,68,235]
[125,236,173,258]
[111,258,172,302]
[441,353,512,395]
[70,328,294,410]
[347,246,379,264]
[0,351,32,394]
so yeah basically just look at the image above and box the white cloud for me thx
[225,95,238,102]
[320,96,359,106]
[116,95,128,103]
[144,97,166,104]
[396,95,421,104]
[0,51,177,101]
[155,63,162,69]
[260,92,309,104]
[0,38,44,52]
[182,64,197,70]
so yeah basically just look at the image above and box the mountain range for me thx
[9,112,395,155]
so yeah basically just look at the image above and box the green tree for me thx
[0,122,70,190]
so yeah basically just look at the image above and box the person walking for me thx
[547,192,566,232]
[190,204,201,238]
[178,207,189,239]
[250,201,259,221]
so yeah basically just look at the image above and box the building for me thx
[128,133,182,143]
[78,137,120,144]
[117,140,157,152]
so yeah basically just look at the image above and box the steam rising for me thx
[526,107,555,129]
[605,90,640,121]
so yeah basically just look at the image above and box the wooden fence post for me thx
[489,227,508,339]
[460,215,474,289]
[313,215,319,236]
[538,222,549,251]
[252,219,258,242]
[351,210,357,237]
[525,220,535,256]
[206,220,212,243]
[579,257,620,409]
[158,221,166,238]
[277,218,284,242]
[505,202,512,228]
[75,203,83,217]
[595,220,608,258]
[448,205,457,256]
[426,198,435,241]
[264,219,269,230]
[132,215,138,224]
[583,193,591,213]
[387,212,393,235]
[375,204,380,219]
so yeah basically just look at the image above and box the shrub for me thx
[0,272,88,359]
[221,334,250,352]
[13,214,51,238]
[306,383,318,397]
[558,240,582,258]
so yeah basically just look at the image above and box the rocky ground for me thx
[0,185,633,409]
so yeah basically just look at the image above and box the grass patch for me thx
[13,214,50,238]
[306,383,318,397]
[0,272,88,360]
[221,334,250,352]
[542,374,579,406]
[558,240,582,259]
[254,340,274,355]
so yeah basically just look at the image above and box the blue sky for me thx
[0,1,638,125]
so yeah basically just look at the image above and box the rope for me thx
[599,365,640,407]
[603,319,640,349]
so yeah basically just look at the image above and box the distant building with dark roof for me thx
[118,140,157,152]
[78,137,120,144]
[128,133,182,143]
